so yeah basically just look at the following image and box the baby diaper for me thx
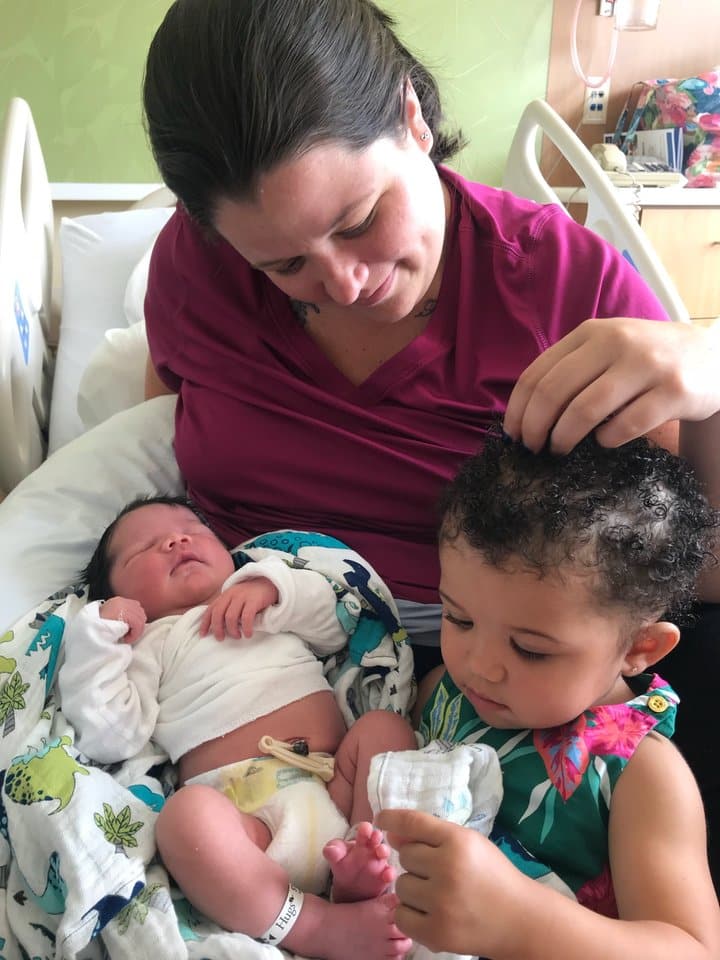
[187,756,349,894]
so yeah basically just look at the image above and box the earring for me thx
[420,130,430,141]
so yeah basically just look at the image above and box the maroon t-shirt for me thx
[145,167,668,604]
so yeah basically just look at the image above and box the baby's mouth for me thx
[172,553,201,573]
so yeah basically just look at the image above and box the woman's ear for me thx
[404,80,432,152]
[622,620,680,675]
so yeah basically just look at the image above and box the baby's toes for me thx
[323,838,349,865]
[354,821,375,843]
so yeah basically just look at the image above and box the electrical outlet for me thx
[582,77,611,124]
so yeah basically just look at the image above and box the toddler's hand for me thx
[100,597,147,645]
[376,808,531,958]
[201,578,279,640]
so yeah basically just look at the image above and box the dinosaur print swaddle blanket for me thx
[0,531,414,959]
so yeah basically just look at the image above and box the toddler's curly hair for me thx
[439,429,719,624]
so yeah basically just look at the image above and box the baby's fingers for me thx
[199,608,212,637]
[239,601,258,638]
[223,596,246,639]
[205,596,233,640]
[123,608,147,644]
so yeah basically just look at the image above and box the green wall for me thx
[0,0,551,186]
[383,0,552,185]
[0,0,173,183]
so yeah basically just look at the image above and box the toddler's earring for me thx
[420,130,430,141]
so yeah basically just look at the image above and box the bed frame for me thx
[0,98,54,495]
[502,99,689,327]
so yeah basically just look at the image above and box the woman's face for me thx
[213,131,449,324]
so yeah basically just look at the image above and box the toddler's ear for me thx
[623,621,680,675]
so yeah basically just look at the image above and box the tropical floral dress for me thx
[419,672,679,916]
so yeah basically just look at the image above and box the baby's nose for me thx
[165,532,190,549]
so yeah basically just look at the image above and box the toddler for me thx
[378,432,720,959]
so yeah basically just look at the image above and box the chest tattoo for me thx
[290,299,320,327]
[414,298,437,319]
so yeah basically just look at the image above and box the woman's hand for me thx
[201,578,280,640]
[100,597,147,645]
[376,809,530,958]
[504,318,720,454]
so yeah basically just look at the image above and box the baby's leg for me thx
[328,710,416,824]
[157,783,275,931]
[326,710,416,901]
[156,784,411,960]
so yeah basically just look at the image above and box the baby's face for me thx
[107,504,235,621]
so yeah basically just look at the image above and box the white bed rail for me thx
[502,99,689,325]
[0,97,54,492]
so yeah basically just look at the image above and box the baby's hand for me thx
[100,597,147,645]
[201,578,279,640]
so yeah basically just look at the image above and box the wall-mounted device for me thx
[597,0,662,31]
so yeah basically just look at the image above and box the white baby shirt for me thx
[59,557,346,764]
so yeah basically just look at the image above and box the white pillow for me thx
[77,321,149,430]
[123,241,154,327]
[49,207,173,453]
[77,238,156,430]
[0,396,181,633]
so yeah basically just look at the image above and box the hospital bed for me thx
[0,96,687,958]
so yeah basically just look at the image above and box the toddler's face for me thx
[439,537,637,730]
[107,504,235,621]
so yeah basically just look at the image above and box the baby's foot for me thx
[292,892,411,960]
[323,821,395,902]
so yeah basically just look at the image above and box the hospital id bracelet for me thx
[257,883,305,945]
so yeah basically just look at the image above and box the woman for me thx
[142,0,720,885]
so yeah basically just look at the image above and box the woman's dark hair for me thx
[82,495,211,602]
[439,429,719,625]
[143,0,465,225]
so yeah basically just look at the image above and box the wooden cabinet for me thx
[561,187,720,325]
[639,206,720,323]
